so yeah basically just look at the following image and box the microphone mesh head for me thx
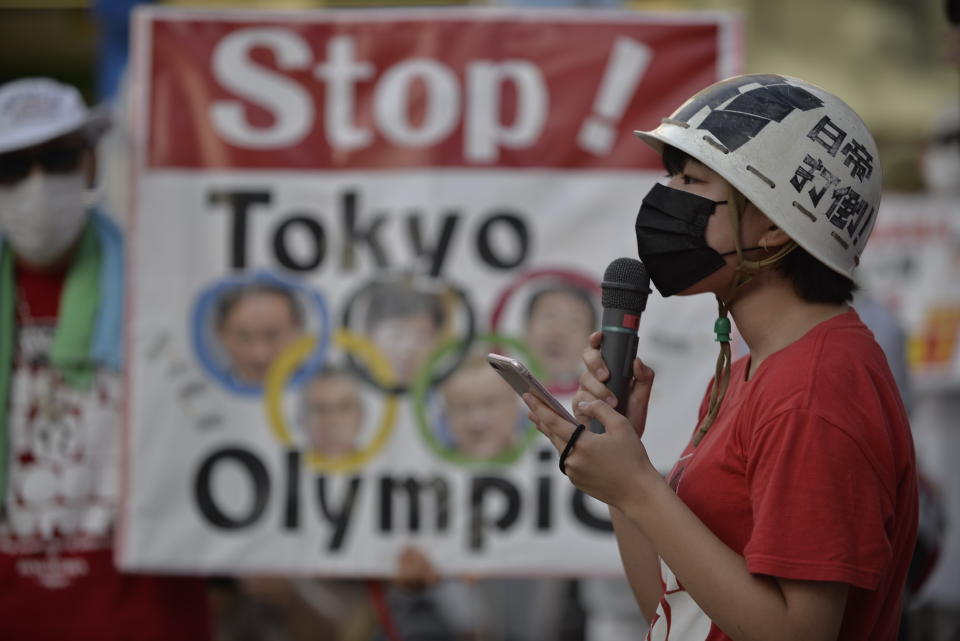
[601,258,650,313]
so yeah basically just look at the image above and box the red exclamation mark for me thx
[577,37,651,156]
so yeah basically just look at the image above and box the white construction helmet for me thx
[635,74,881,279]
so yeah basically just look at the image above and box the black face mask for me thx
[635,183,729,297]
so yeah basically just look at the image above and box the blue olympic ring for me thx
[190,270,331,396]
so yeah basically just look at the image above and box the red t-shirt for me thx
[0,265,211,641]
[647,310,918,641]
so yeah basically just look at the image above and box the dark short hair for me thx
[306,363,355,385]
[661,144,690,178]
[776,246,857,304]
[364,282,445,330]
[524,283,597,329]
[215,283,305,329]
[659,145,857,304]
[302,364,361,401]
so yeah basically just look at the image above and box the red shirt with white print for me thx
[0,264,210,641]
[648,310,918,641]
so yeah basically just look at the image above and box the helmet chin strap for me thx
[693,184,797,446]
[726,185,799,293]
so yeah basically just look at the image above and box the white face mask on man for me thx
[0,171,90,267]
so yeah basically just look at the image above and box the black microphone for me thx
[589,258,650,434]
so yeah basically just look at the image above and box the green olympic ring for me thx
[411,333,546,467]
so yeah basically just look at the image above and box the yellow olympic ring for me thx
[264,329,398,474]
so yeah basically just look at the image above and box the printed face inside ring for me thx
[486,354,578,425]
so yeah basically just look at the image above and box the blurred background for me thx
[0,1,956,640]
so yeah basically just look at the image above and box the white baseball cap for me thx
[0,77,110,154]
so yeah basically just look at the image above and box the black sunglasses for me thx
[934,130,960,147]
[0,143,87,185]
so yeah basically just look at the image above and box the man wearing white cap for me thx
[0,78,210,640]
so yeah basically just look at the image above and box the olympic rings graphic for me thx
[191,271,330,396]
[340,276,477,395]
[488,268,600,396]
[411,333,544,467]
[264,329,398,474]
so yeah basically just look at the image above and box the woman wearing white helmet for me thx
[525,75,918,641]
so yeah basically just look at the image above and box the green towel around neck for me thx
[49,223,102,389]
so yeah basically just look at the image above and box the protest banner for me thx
[120,7,740,575]
[859,194,960,391]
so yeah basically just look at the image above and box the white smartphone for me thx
[486,353,579,425]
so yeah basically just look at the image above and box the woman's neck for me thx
[726,275,848,378]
